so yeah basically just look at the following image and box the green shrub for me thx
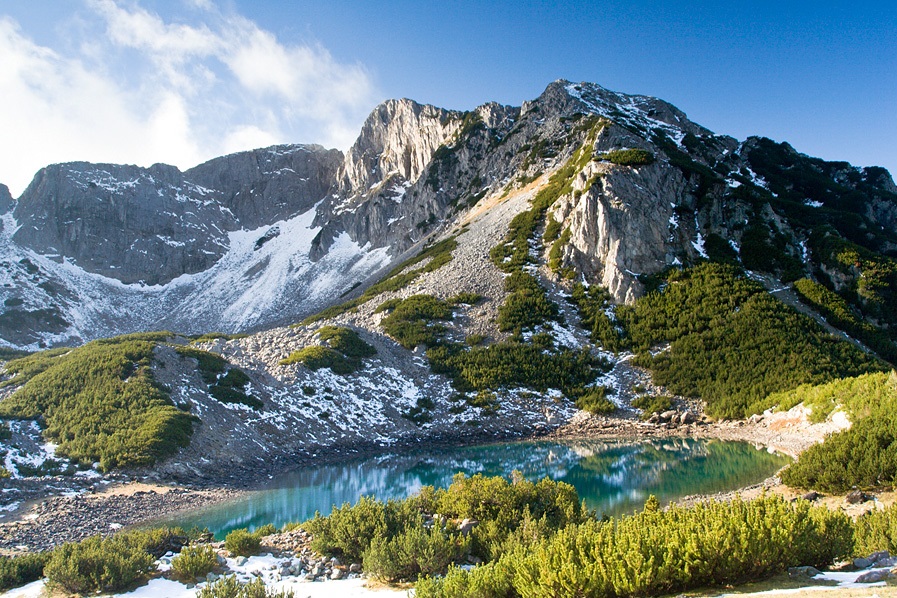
[279,346,358,375]
[855,503,897,555]
[303,496,389,563]
[176,347,261,409]
[618,264,883,418]
[224,529,261,557]
[44,534,156,594]
[315,326,376,359]
[364,523,468,582]
[596,148,655,166]
[198,575,294,598]
[632,395,674,418]
[427,342,608,399]
[417,495,852,598]
[793,277,897,364]
[0,553,50,591]
[497,272,560,334]
[171,544,218,581]
[448,292,484,306]
[380,295,453,349]
[569,283,624,352]
[575,387,615,414]
[0,336,195,470]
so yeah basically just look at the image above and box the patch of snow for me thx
[804,199,823,208]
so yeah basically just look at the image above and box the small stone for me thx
[234,556,248,566]
[459,518,479,535]
[349,563,362,573]
[206,572,219,582]
[847,490,868,504]
[331,568,344,580]
[659,410,676,422]
[856,569,892,583]
[788,566,821,579]
[801,491,820,501]
[680,411,695,424]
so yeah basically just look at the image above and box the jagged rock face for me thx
[339,99,461,194]
[12,162,232,285]
[185,144,341,229]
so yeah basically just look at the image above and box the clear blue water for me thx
[168,438,789,538]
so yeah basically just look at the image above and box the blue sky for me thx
[1,1,895,196]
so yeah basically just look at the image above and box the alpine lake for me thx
[167,438,790,538]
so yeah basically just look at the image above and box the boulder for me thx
[856,569,892,583]
[788,566,821,579]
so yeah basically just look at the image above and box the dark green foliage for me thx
[171,544,218,581]
[780,372,897,491]
[224,527,271,557]
[427,342,608,399]
[280,346,357,375]
[570,283,624,352]
[315,326,377,359]
[0,347,30,362]
[618,264,883,418]
[855,503,897,555]
[575,387,615,414]
[496,272,560,334]
[44,534,156,594]
[176,347,261,409]
[0,553,50,591]
[303,496,390,563]
[364,524,469,583]
[632,395,674,418]
[0,337,195,470]
[416,495,852,598]
[547,227,571,273]
[793,278,897,363]
[738,217,804,282]
[301,237,458,325]
[198,576,294,598]
[380,295,453,349]
[448,292,484,306]
[403,397,435,425]
[304,473,583,581]
[542,216,561,244]
[596,148,655,166]
[279,326,375,375]
[704,232,740,265]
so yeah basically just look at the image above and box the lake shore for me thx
[0,403,863,555]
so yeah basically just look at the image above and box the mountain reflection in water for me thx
[170,438,789,537]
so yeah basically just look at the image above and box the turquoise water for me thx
[169,438,789,538]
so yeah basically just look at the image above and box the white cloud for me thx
[0,2,378,196]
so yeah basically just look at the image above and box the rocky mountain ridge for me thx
[1,80,895,353]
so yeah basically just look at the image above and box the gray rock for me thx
[856,569,892,583]
[680,411,695,424]
[854,557,874,569]
[349,563,362,573]
[788,566,821,579]
[330,568,344,580]
[234,556,248,566]
[847,490,869,504]
[659,411,677,422]
[459,518,479,536]
[801,491,820,501]
[869,551,890,564]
